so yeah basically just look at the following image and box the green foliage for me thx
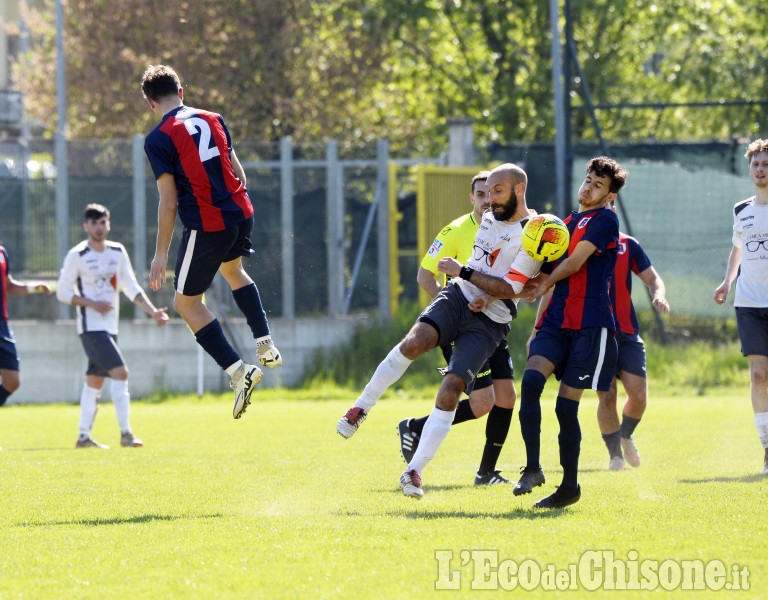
[0,391,765,598]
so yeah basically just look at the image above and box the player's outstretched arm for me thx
[714,245,741,305]
[150,174,178,292]
[529,240,597,299]
[133,291,169,327]
[638,266,670,314]
[6,275,52,296]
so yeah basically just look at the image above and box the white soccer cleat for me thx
[230,363,263,419]
[399,469,424,499]
[609,456,626,471]
[621,436,640,467]
[256,337,282,369]
[336,406,367,439]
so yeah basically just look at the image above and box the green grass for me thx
[0,384,765,599]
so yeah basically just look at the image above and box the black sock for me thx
[519,370,545,469]
[194,319,240,371]
[0,384,12,407]
[620,414,641,439]
[602,430,622,458]
[556,396,581,491]
[410,399,476,436]
[232,283,270,339]
[479,405,513,474]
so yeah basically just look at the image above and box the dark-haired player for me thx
[599,216,669,471]
[518,157,626,508]
[141,65,281,420]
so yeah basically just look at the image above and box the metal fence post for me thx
[376,139,390,319]
[280,136,295,319]
[132,134,147,319]
[326,140,344,316]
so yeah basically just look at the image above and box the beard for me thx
[491,190,519,221]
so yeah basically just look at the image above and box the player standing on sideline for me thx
[515,157,625,508]
[337,163,540,499]
[714,139,768,476]
[598,212,669,471]
[141,65,281,420]
[57,204,169,449]
[399,170,519,485]
[0,245,51,422]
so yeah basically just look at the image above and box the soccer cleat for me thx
[257,341,282,369]
[534,485,581,509]
[230,363,263,419]
[512,466,546,496]
[75,436,109,449]
[120,432,144,448]
[474,470,514,486]
[337,407,367,439]
[621,436,641,467]
[609,456,626,471]
[399,469,424,499]
[397,418,420,463]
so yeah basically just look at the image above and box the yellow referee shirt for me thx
[420,212,480,285]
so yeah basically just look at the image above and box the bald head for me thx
[487,163,528,189]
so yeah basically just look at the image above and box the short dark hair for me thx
[745,139,768,161]
[84,204,110,221]
[140,65,182,102]
[586,156,628,193]
[471,170,491,195]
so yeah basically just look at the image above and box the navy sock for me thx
[602,430,622,458]
[479,405,513,474]
[519,370,546,469]
[194,319,240,371]
[0,384,11,407]
[232,283,270,339]
[620,414,641,439]
[411,399,475,435]
[555,396,581,491]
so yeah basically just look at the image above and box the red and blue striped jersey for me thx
[144,106,254,232]
[538,206,619,330]
[612,233,652,336]
[0,246,9,321]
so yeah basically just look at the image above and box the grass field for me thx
[0,382,765,599]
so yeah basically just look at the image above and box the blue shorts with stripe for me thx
[735,306,768,357]
[175,215,255,296]
[529,325,618,391]
[615,331,646,379]
[0,320,19,371]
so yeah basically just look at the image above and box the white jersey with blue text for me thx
[732,197,768,308]
[454,210,542,323]
[57,241,144,334]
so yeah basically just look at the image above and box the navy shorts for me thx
[419,283,509,389]
[441,338,514,393]
[0,320,19,371]
[175,215,255,296]
[735,307,768,357]
[529,325,618,392]
[79,331,125,377]
[615,331,646,379]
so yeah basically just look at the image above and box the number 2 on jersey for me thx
[184,117,221,162]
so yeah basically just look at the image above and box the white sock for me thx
[226,360,244,378]
[407,406,456,474]
[755,412,768,448]
[354,346,413,413]
[78,385,100,437]
[111,379,131,433]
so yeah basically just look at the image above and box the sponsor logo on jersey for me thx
[427,239,444,258]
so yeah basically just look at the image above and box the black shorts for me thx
[175,215,255,296]
[441,339,514,393]
[735,306,768,357]
[79,331,125,377]
[419,283,509,389]
[0,320,19,371]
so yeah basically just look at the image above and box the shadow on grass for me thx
[678,474,766,484]
[387,507,570,520]
[16,513,223,528]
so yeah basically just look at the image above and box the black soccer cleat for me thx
[533,485,581,509]
[512,466,546,496]
[397,418,420,464]
[474,470,514,486]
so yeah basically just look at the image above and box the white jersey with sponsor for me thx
[732,197,768,308]
[57,241,144,334]
[454,210,542,323]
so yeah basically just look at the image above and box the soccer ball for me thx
[521,214,570,262]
